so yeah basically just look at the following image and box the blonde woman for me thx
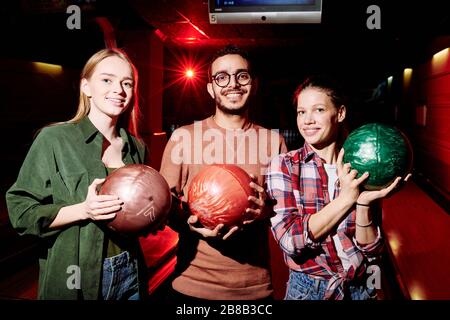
[6,48,147,300]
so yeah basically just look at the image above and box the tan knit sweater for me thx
[160,116,287,300]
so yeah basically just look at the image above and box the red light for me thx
[164,50,210,99]
[185,69,194,78]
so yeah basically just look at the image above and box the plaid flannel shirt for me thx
[266,143,384,299]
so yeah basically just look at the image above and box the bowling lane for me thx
[382,181,450,299]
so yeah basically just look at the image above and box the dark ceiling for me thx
[3,1,449,58]
[2,1,448,63]
[128,0,449,49]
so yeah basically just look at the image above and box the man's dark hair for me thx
[208,44,252,78]
[292,74,348,108]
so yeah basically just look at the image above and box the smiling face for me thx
[296,87,346,149]
[207,54,252,115]
[81,56,134,120]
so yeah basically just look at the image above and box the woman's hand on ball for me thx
[358,173,412,205]
[337,149,370,204]
[82,178,123,221]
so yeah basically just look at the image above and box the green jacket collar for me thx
[77,116,137,157]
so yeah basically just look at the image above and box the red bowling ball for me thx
[188,164,255,229]
[99,164,172,234]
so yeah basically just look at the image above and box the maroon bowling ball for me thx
[188,164,255,230]
[99,164,171,234]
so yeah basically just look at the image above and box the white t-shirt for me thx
[324,164,351,271]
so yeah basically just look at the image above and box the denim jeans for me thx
[285,270,377,300]
[102,251,140,300]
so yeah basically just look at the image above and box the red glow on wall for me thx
[175,10,210,43]
[154,29,168,42]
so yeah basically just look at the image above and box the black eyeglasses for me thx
[211,71,252,88]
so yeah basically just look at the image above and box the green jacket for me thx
[6,117,146,300]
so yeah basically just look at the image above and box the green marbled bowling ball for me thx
[343,123,413,190]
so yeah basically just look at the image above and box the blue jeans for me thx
[102,251,140,300]
[285,270,377,300]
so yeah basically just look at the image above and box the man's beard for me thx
[215,95,250,116]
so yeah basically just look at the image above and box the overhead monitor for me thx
[208,0,322,24]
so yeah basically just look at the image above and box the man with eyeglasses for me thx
[160,44,287,301]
